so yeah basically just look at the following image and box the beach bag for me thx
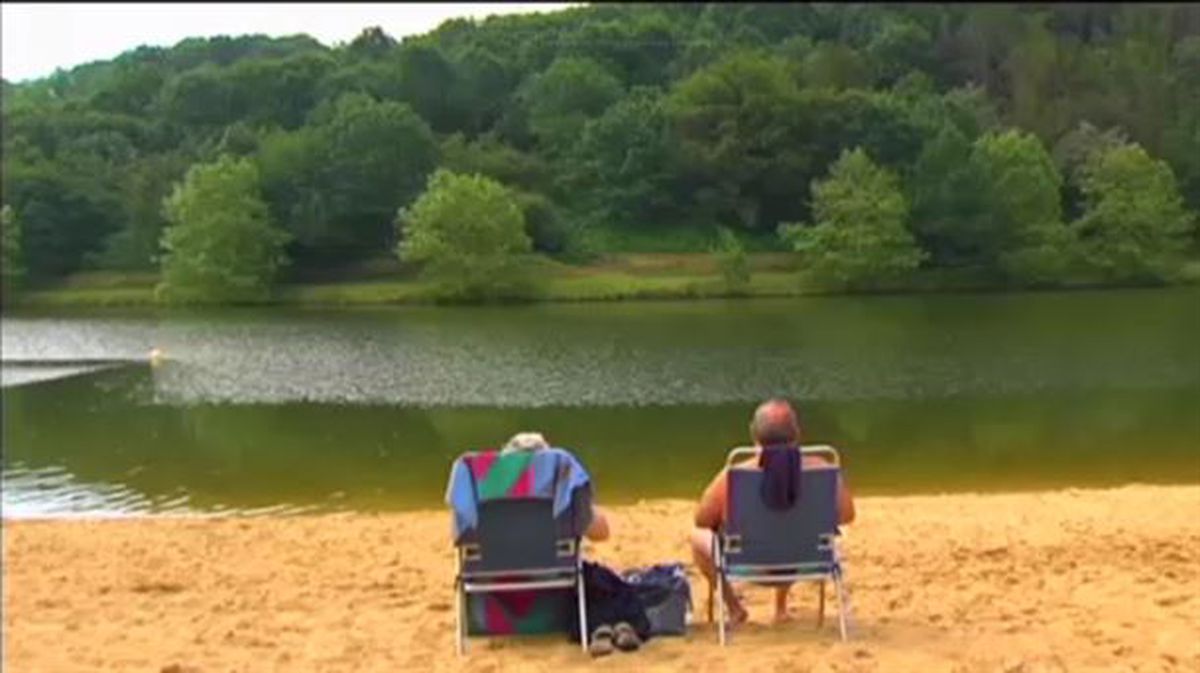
[569,561,652,643]
[623,563,692,636]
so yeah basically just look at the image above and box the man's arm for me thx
[694,469,727,530]
[585,506,610,541]
[836,473,855,525]
[803,455,855,525]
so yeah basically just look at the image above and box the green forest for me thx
[2,3,1199,303]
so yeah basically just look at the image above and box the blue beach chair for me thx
[710,445,854,645]
[451,452,593,656]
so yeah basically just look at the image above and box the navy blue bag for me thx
[623,563,692,636]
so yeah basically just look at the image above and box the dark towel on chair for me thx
[758,443,802,510]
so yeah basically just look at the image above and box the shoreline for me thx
[3,480,1198,522]
[5,255,1196,310]
[5,483,1198,671]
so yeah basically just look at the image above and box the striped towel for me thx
[446,447,591,540]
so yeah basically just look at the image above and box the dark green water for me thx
[3,288,1199,516]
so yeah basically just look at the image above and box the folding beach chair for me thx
[451,453,592,656]
[709,444,853,645]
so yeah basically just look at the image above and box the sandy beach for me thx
[4,484,1199,672]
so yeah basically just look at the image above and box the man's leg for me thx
[773,584,792,623]
[689,528,748,624]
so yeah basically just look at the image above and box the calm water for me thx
[2,288,1198,517]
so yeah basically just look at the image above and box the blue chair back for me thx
[723,467,840,568]
[457,485,593,574]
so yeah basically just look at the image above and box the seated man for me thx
[501,432,610,542]
[690,399,855,624]
[445,432,613,641]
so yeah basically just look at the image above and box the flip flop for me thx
[588,625,614,657]
[613,622,641,652]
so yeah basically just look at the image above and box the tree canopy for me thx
[1,4,1197,289]
[783,148,924,288]
[157,155,290,303]
[397,169,539,301]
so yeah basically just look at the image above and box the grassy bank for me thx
[7,254,1199,310]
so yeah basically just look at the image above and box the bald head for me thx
[750,399,801,447]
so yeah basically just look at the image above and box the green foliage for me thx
[667,50,799,229]
[93,152,192,270]
[3,5,1199,294]
[256,94,438,264]
[801,42,874,91]
[157,155,290,304]
[396,170,542,301]
[782,148,924,289]
[712,227,751,293]
[1053,122,1130,184]
[867,19,933,87]
[0,156,122,278]
[523,57,624,154]
[1073,143,1196,282]
[970,130,1074,281]
[1,204,25,294]
[909,124,990,266]
[571,87,679,227]
[439,133,550,193]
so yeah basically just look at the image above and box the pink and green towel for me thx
[466,589,571,635]
[445,447,591,540]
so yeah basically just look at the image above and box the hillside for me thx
[2,4,1198,297]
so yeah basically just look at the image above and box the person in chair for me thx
[689,399,855,624]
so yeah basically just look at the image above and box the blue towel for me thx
[445,447,591,540]
[758,443,802,510]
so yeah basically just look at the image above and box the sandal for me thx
[613,622,641,652]
[588,625,614,657]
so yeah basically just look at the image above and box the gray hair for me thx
[502,431,549,453]
[749,399,800,446]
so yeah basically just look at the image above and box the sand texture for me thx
[4,484,1199,672]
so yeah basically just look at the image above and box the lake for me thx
[3,288,1198,517]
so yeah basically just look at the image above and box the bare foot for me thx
[725,590,749,626]
[712,589,749,626]
[772,609,794,624]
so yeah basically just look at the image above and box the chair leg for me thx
[454,579,466,656]
[576,564,589,654]
[817,580,826,628]
[714,535,727,646]
[833,568,849,642]
[707,581,714,624]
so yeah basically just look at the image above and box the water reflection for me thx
[2,289,1198,517]
[3,289,1197,406]
[2,366,1197,517]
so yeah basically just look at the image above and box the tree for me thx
[523,57,624,154]
[1,204,25,295]
[970,129,1074,281]
[1052,121,1130,220]
[439,132,550,193]
[1,157,121,278]
[908,123,991,266]
[712,226,751,293]
[570,87,680,227]
[781,148,924,288]
[801,42,874,91]
[396,170,540,301]
[667,51,800,229]
[157,155,290,304]
[256,94,438,264]
[319,95,439,257]
[94,152,192,270]
[396,43,462,133]
[1073,143,1195,282]
[867,19,934,87]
